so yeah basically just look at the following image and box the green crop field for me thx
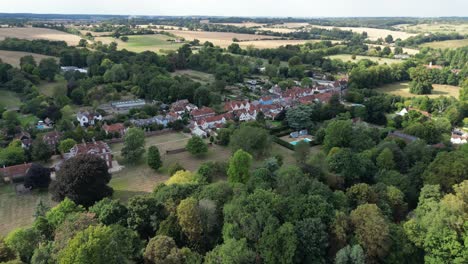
[327,54,402,65]
[96,34,185,53]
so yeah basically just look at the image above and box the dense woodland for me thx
[0,15,467,264]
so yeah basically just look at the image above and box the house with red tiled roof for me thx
[103,123,126,137]
[171,99,198,115]
[65,141,113,168]
[314,92,335,103]
[196,114,228,130]
[298,95,316,105]
[224,100,251,112]
[191,107,215,121]
[43,131,62,149]
[0,163,32,182]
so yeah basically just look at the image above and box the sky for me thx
[1,0,467,17]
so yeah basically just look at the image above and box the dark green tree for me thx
[186,136,208,156]
[50,154,113,207]
[147,146,162,171]
[38,58,59,81]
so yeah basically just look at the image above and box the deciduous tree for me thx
[50,154,113,207]
[227,149,252,184]
[122,127,145,163]
[186,136,208,156]
[147,146,162,171]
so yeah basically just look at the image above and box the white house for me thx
[77,111,103,127]
[191,126,207,138]
[224,101,251,112]
[197,115,227,130]
[236,109,257,122]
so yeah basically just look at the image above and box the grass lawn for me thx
[171,70,215,84]
[109,132,233,202]
[18,114,39,127]
[96,34,185,53]
[376,82,460,98]
[0,184,54,236]
[420,39,468,49]
[37,76,67,97]
[0,89,21,109]
[328,54,402,65]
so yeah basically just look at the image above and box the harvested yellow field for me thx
[395,23,468,35]
[328,54,402,65]
[376,82,460,98]
[368,44,419,55]
[279,23,311,28]
[163,29,281,48]
[309,25,416,40]
[0,50,56,67]
[258,27,299,33]
[79,30,113,37]
[0,27,82,46]
[420,39,468,49]
[213,22,267,28]
[238,39,322,49]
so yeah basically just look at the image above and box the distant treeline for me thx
[397,32,468,47]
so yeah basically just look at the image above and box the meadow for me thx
[327,54,402,65]
[0,27,82,46]
[420,39,468,49]
[0,89,21,109]
[171,70,215,84]
[376,82,460,98]
[0,50,57,68]
[96,34,185,53]
[0,129,300,235]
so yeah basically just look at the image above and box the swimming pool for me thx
[290,138,312,146]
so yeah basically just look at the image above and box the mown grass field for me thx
[96,34,185,53]
[0,50,57,68]
[327,54,402,65]
[0,27,82,46]
[0,184,54,236]
[0,89,21,109]
[171,70,215,84]
[0,131,300,235]
[420,39,468,49]
[376,82,461,98]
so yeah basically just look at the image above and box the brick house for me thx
[0,163,32,182]
[66,141,113,168]
[43,131,62,149]
[191,107,216,121]
[103,123,126,137]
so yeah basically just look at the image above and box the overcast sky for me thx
[2,0,467,17]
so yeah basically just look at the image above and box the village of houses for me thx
[1,75,467,185]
